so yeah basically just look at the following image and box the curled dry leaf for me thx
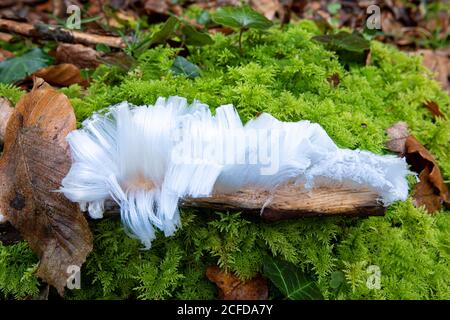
[0,78,93,295]
[206,265,268,300]
[386,122,450,213]
[327,73,340,88]
[423,101,445,119]
[33,63,86,87]
[55,43,101,69]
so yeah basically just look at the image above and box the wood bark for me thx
[104,183,385,221]
[0,18,125,48]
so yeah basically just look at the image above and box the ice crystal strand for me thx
[61,96,410,248]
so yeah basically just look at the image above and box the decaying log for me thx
[0,18,125,48]
[185,183,385,219]
[1,183,383,245]
[105,183,385,221]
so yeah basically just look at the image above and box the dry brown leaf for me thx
[385,121,409,154]
[0,97,14,144]
[0,222,22,245]
[0,32,13,42]
[144,0,169,14]
[327,73,340,88]
[55,43,101,69]
[0,78,93,295]
[0,48,13,61]
[386,122,450,213]
[33,63,86,87]
[206,265,268,300]
[423,101,445,118]
[404,136,450,212]
[250,0,280,20]
[416,49,450,94]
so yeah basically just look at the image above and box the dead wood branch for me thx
[104,183,385,221]
[0,18,126,48]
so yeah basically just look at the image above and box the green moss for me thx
[1,21,449,300]
[0,242,39,299]
[0,83,24,104]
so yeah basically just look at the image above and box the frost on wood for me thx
[61,96,410,248]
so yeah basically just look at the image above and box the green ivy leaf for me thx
[170,56,200,78]
[263,255,323,300]
[197,11,211,25]
[212,6,273,30]
[181,25,214,46]
[151,16,180,45]
[312,31,370,52]
[312,31,370,64]
[0,48,54,84]
[327,2,341,15]
[330,271,345,289]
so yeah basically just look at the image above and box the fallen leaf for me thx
[0,32,13,42]
[0,222,22,245]
[385,121,409,154]
[423,101,445,118]
[170,56,201,78]
[386,122,450,213]
[144,0,169,15]
[327,73,340,87]
[0,78,93,295]
[0,48,14,61]
[250,0,281,20]
[0,97,14,144]
[263,255,323,300]
[416,49,450,95]
[55,43,101,69]
[0,48,53,84]
[206,265,268,300]
[33,63,86,87]
[404,136,450,212]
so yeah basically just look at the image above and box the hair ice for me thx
[61,97,410,248]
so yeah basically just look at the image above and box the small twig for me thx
[0,18,126,48]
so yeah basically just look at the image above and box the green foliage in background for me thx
[1,20,449,300]
[0,48,54,84]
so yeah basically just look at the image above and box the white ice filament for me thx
[61,97,410,248]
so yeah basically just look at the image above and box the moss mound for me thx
[1,21,449,300]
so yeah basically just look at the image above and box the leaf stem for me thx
[239,28,244,55]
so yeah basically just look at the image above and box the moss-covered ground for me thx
[1,20,449,300]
